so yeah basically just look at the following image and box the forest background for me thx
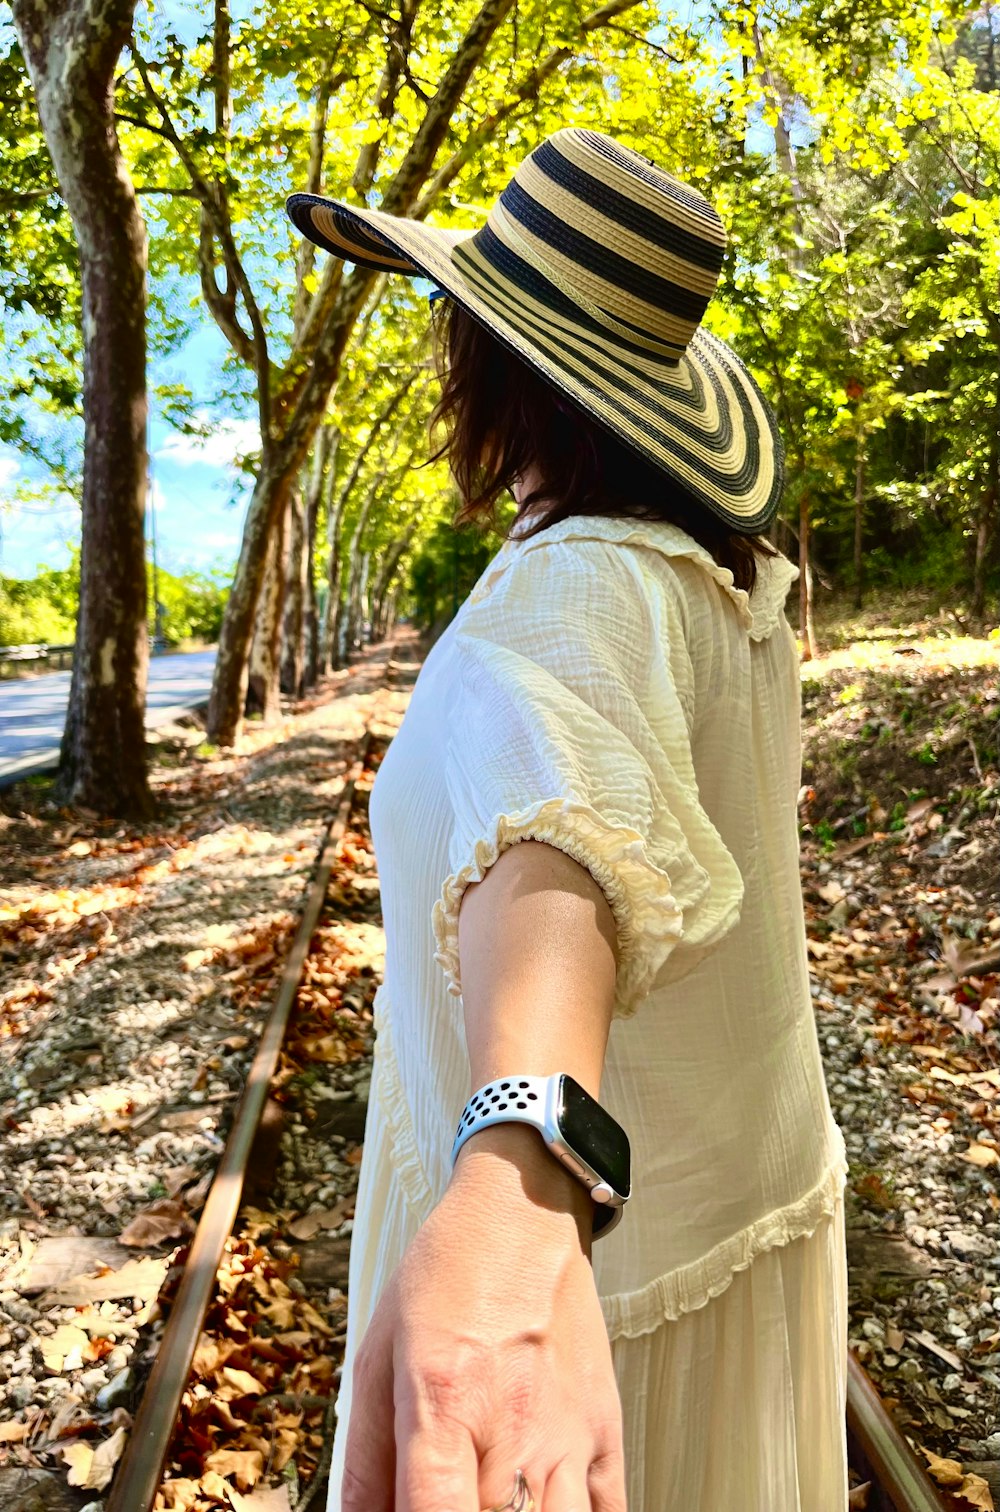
[0,0,998,815]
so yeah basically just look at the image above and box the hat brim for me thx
[287,194,784,535]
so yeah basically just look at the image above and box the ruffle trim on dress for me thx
[598,1144,851,1341]
[430,795,693,1023]
[466,515,799,643]
[369,1010,436,1222]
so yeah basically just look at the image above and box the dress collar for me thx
[470,513,799,642]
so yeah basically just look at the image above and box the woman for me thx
[287,127,849,1512]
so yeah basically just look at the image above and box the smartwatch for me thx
[450,1072,631,1237]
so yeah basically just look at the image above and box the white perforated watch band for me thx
[450,1073,623,1227]
[451,1074,551,1165]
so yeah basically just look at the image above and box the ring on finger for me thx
[483,1467,534,1511]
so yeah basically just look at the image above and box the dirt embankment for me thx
[800,629,1000,1498]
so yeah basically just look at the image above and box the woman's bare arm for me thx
[341,838,628,1512]
[457,838,619,1093]
[449,839,620,1250]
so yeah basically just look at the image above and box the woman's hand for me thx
[339,1123,628,1512]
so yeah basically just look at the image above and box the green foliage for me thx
[3,0,999,633]
[151,565,230,644]
[0,554,229,647]
[407,513,497,632]
[0,26,83,466]
[0,559,78,644]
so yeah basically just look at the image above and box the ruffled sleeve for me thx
[430,535,745,1020]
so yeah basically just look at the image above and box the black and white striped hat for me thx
[287,128,784,534]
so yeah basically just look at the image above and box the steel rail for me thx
[106,666,394,1512]
[846,1348,951,1511]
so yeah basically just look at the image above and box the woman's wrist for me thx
[448,1121,594,1254]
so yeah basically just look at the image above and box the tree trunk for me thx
[853,435,866,612]
[14,0,152,817]
[246,501,289,722]
[205,0,521,744]
[303,428,334,689]
[208,462,291,739]
[321,491,347,674]
[281,487,307,696]
[371,522,418,638]
[357,551,372,649]
[799,492,817,662]
[972,491,995,622]
[977,350,1000,621]
[303,488,320,690]
[342,484,380,661]
[751,18,804,222]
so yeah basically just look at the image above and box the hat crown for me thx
[477,128,727,361]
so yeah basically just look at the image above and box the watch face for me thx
[558,1075,630,1196]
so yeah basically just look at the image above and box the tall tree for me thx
[124,0,652,743]
[12,0,152,815]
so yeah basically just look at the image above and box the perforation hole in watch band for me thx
[454,1080,542,1139]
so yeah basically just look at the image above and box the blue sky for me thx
[0,318,256,580]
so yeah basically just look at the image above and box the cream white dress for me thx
[326,513,850,1511]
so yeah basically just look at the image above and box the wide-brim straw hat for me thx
[287,127,784,534]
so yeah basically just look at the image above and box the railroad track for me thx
[848,1351,952,1510]
[101,658,398,1511]
[16,645,953,1512]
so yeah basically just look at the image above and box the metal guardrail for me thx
[0,637,170,676]
[0,641,75,672]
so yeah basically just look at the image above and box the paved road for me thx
[0,649,217,785]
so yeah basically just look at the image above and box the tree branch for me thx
[330,373,420,519]
[0,187,56,208]
[128,43,273,446]
[293,71,335,333]
[379,0,519,217]
[198,216,256,366]
[283,0,546,471]
[134,184,200,196]
[351,0,421,199]
[412,0,643,218]
[603,22,683,61]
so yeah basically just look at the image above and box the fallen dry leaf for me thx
[920,1445,965,1487]
[62,1425,128,1490]
[225,1484,294,1512]
[119,1198,194,1248]
[192,1336,238,1375]
[40,1255,168,1306]
[958,1142,1000,1167]
[156,1476,203,1510]
[162,1164,199,1196]
[942,934,1000,981]
[219,1366,267,1398]
[0,1421,29,1443]
[40,1324,91,1373]
[960,1472,996,1511]
[286,1198,353,1241]
[912,1329,964,1370]
[205,1446,265,1489]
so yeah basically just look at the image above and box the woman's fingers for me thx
[542,1456,594,1511]
[477,1458,544,1511]
[339,1334,396,1512]
[586,1444,629,1512]
[396,1425,480,1512]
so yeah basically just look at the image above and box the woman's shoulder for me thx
[465,512,798,641]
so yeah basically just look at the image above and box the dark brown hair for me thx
[428,301,776,593]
